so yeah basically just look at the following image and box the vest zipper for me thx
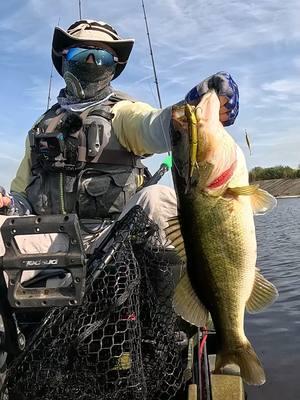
[59,173,66,214]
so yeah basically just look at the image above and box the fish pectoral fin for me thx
[165,216,186,261]
[226,184,260,196]
[227,185,277,214]
[173,272,209,327]
[250,187,277,214]
[246,269,279,314]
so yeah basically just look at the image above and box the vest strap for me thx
[87,149,141,167]
[45,111,64,133]
[88,109,114,120]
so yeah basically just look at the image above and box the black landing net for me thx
[4,206,186,400]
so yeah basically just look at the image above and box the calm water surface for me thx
[245,198,300,399]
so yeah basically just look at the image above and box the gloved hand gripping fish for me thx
[168,90,278,386]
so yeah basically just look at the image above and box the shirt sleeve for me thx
[10,136,32,194]
[111,100,172,156]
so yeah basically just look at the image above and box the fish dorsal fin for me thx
[246,268,278,313]
[165,216,186,261]
[173,272,209,327]
[226,185,277,214]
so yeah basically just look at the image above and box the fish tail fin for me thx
[215,339,266,386]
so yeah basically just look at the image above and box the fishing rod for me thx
[47,0,82,110]
[79,0,82,19]
[141,0,162,109]
[140,0,173,185]
[46,64,54,110]
[144,155,172,187]
[46,17,60,110]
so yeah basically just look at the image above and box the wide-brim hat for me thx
[52,20,135,80]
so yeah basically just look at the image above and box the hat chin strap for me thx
[63,71,113,101]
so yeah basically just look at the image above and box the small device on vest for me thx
[29,112,85,172]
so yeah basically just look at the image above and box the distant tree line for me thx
[249,165,300,182]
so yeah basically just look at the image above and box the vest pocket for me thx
[26,175,52,214]
[78,172,137,218]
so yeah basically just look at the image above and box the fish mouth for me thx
[171,91,237,193]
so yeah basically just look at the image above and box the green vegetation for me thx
[249,166,300,182]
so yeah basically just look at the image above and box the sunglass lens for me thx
[66,48,117,66]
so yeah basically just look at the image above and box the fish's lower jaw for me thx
[215,340,266,386]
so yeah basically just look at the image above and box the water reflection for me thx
[246,198,300,399]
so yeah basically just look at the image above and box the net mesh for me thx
[5,206,186,400]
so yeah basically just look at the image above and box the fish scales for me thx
[180,194,255,345]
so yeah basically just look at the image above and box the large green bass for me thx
[168,90,278,385]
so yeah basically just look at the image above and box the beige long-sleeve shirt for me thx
[10,100,172,195]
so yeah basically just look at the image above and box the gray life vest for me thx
[26,91,145,219]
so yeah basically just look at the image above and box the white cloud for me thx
[3,0,299,66]
[262,79,300,94]
[134,0,300,64]
[2,0,300,172]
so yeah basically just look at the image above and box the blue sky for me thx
[1,0,300,190]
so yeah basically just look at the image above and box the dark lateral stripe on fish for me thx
[207,160,237,189]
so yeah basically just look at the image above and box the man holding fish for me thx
[0,19,277,385]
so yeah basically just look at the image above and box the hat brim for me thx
[52,26,134,80]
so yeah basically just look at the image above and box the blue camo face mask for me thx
[62,58,116,100]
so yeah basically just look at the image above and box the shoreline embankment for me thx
[253,178,300,198]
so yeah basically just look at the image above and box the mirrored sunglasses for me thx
[65,47,118,66]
